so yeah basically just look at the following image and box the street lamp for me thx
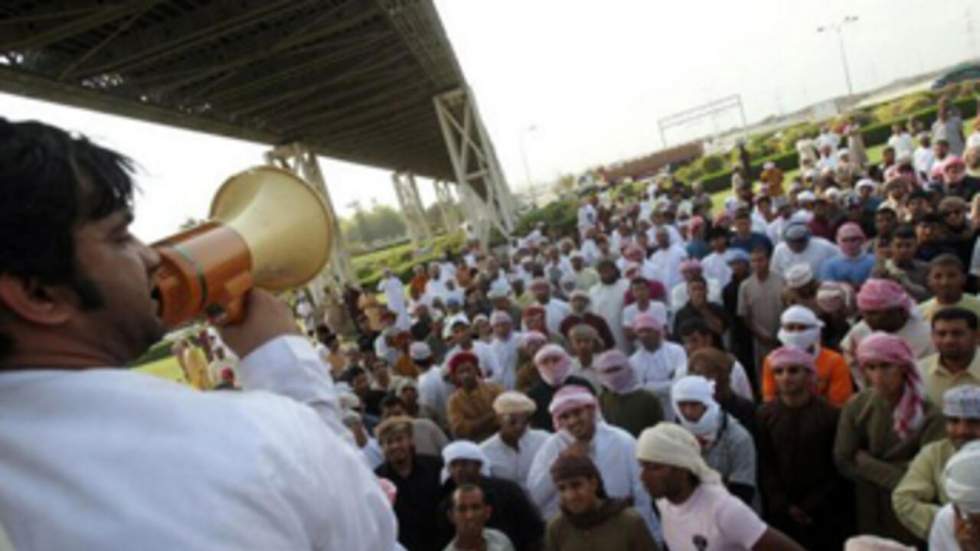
[519,124,538,206]
[817,15,859,97]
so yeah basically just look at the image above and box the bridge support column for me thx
[433,179,459,232]
[433,86,517,245]
[265,143,354,303]
[392,171,431,249]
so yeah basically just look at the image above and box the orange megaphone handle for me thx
[205,271,254,326]
[152,222,253,328]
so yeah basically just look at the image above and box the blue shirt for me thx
[819,254,875,286]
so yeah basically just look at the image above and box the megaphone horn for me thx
[152,166,332,328]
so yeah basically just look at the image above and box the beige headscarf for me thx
[636,422,721,484]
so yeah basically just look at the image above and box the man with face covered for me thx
[595,350,664,437]
[821,222,876,287]
[671,375,758,508]
[435,441,544,551]
[526,385,661,542]
[842,278,935,389]
[481,392,550,490]
[893,385,980,540]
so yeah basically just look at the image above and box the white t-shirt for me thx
[770,237,840,278]
[658,483,767,551]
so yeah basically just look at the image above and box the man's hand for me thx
[217,290,301,359]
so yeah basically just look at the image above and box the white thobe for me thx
[480,429,551,490]
[701,252,733,288]
[489,334,521,390]
[841,318,935,389]
[0,336,397,551]
[579,239,601,265]
[673,360,755,402]
[645,225,684,248]
[577,204,597,229]
[377,276,409,328]
[526,423,662,542]
[669,278,723,316]
[649,245,689,291]
[622,301,668,332]
[419,367,455,428]
[539,299,571,336]
[770,238,841,278]
[446,342,502,381]
[590,279,630,351]
[632,341,688,415]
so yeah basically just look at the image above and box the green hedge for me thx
[515,199,578,237]
[688,95,978,194]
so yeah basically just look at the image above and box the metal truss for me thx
[391,171,431,248]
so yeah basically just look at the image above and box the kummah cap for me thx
[784,263,814,289]
[409,341,432,360]
[783,222,810,241]
[493,391,537,415]
[942,385,980,419]
[724,248,750,265]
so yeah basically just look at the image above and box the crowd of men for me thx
[292,102,980,551]
[2,105,980,550]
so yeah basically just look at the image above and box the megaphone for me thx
[152,166,332,328]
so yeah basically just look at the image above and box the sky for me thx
[2,0,979,242]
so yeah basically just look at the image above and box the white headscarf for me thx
[944,441,980,514]
[777,305,824,353]
[440,440,491,483]
[671,376,722,443]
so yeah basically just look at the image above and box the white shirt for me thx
[490,333,521,390]
[658,483,767,551]
[632,341,688,414]
[770,237,840,277]
[577,204,597,229]
[702,252,733,288]
[888,132,916,159]
[446,342,502,381]
[419,367,455,428]
[481,429,551,490]
[914,146,936,179]
[674,361,755,403]
[535,298,571,336]
[622,301,668,333]
[0,336,397,551]
[377,276,410,330]
[669,277,723,316]
[527,423,662,541]
[579,239,601,266]
[590,279,631,351]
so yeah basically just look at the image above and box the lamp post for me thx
[817,15,859,97]
[519,124,538,206]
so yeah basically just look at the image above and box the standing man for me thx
[526,385,661,541]
[893,385,980,541]
[756,347,850,549]
[375,416,445,551]
[918,308,980,406]
[738,245,784,377]
[529,278,571,336]
[589,259,630,351]
[446,351,504,441]
[444,485,515,551]
[480,392,550,490]
[636,423,805,551]
[378,268,410,330]
[489,311,521,391]
[558,290,615,351]
[631,312,688,414]
[0,120,397,550]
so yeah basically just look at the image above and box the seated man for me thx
[918,307,980,406]
[756,347,850,550]
[672,376,757,507]
[545,452,660,551]
[636,423,805,551]
[893,385,980,540]
[446,351,504,441]
[480,392,550,490]
[444,484,515,551]
[595,350,664,438]
[437,441,544,551]
[526,385,660,540]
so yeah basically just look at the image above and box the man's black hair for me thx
[0,119,136,358]
[380,394,405,411]
[893,224,917,240]
[932,307,978,331]
[677,318,717,338]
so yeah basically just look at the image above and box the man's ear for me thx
[0,274,74,326]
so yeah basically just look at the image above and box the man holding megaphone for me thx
[0,119,398,550]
